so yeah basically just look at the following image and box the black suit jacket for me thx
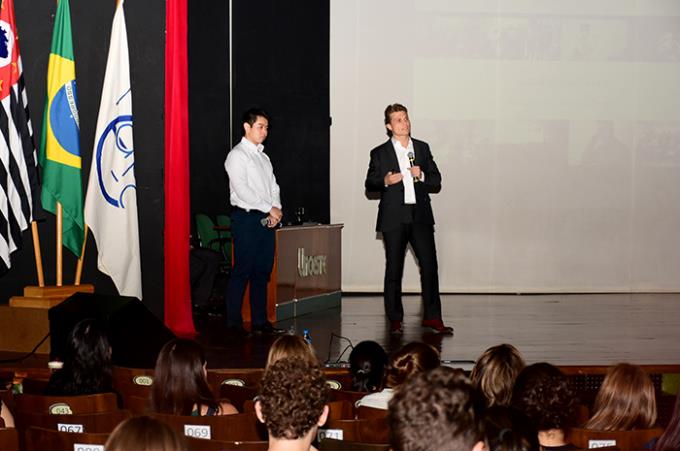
[365,138,441,232]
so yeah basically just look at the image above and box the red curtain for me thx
[164,0,195,336]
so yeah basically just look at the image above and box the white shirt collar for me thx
[391,137,413,150]
[240,136,265,153]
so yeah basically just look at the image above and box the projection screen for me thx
[330,0,680,292]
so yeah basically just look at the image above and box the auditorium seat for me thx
[111,366,154,399]
[327,400,354,420]
[207,370,264,397]
[15,392,119,415]
[149,411,267,442]
[0,428,19,451]
[19,378,49,395]
[567,427,663,451]
[322,370,353,391]
[110,367,153,416]
[322,417,389,444]
[327,389,366,406]
[319,438,390,451]
[25,426,109,451]
[356,405,387,419]
[123,395,150,415]
[219,384,258,412]
[186,436,268,451]
[15,409,130,434]
[243,399,256,412]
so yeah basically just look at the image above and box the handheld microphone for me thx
[407,152,419,183]
[261,217,283,228]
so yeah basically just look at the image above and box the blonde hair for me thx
[266,334,318,369]
[585,363,657,431]
[105,416,186,451]
[470,344,525,407]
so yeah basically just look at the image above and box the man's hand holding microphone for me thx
[263,206,283,228]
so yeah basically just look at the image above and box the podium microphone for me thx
[407,152,419,183]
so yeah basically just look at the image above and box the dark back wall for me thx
[190,0,330,227]
[1,0,166,319]
[2,0,329,324]
[188,0,230,229]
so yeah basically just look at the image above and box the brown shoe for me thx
[421,319,453,334]
[390,320,403,335]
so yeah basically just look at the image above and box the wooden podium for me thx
[241,224,342,324]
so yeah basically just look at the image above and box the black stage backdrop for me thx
[191,0,330,226]
[0,0,165,319]
[2,0,329,322]
[188,0,230,225]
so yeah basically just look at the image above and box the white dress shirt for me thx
[391,138,418,204]
[224,137,281,214]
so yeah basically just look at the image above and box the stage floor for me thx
[1,293,677,370]
[196,293,680,369]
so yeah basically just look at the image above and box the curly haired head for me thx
[388,366,485,451]
[511,363,576,432]
[266,334,318,369]
[257,357,328,440]
[470,344,525,407]
[385,342,440,388]
[584,363,657,431]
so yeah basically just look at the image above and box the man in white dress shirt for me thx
[224,108,283,336]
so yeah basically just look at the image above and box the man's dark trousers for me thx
[226,209,275,327]
[382,206,442,322]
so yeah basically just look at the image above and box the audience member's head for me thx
[512,362,576,448]
[654,389,680,451]
[266,334,318,369]
[483,405,539,451]
[105,416,186,451]
[388,366,485,451]
[585,363,657,431]
[151,338,220,416]
[256,357,329,447]
[470,344,525,407]
[45,318,113,396]
[349,340,388,392]
[385,341,440,389]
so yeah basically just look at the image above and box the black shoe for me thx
[251,321,284,335]
[226,325,250,338]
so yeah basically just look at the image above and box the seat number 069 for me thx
[184,424,211,440]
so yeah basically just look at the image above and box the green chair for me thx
[195,213,232,270]
[216,214,232,266]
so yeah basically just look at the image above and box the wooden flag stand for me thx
[9,203,94,309]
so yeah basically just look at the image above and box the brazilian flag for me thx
[39,0,83,257]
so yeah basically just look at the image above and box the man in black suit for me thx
[365,103,453,335]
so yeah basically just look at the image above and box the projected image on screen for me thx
[331,1,680,292]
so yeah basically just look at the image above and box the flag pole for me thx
[30,221,45,287]
[56,202,63,286]
[74,224,88,285]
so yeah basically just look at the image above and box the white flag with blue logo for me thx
[84,0,142,299]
